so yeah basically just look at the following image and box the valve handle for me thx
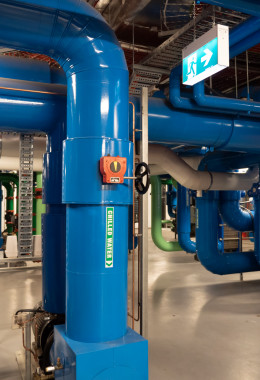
[135,162,150,195]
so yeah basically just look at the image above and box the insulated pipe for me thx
[130,97,260,153]
[0,0,132,344]
[229,16,260,46]
[196,191,260,275]
[0,135,46,172]
[177,184,196,253]
[0,55,66,84]
[199,152,260,173]
[149,144,259,191]
[219,191,254,231]
[202,0,260,18]
[151,176,181,251]
[0,89,65,134]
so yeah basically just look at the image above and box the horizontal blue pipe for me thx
[219,191,254,232]
[199,152,260,172]
[0,93,65,133]
[202,0,260,18]
[129,97,260,153]
[0,77,66,99]
[230,30,260,59]
[229,16,260,46]
[0,55,66,84]
[177,184,196,253]
[196,191,260,275]
[169,67,248,116]
[194,80,260,113]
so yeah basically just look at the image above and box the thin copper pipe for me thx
[129,101,136,329]
[22,326,38,362]
[0,84,65,96]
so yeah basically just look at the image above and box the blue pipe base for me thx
[54,325,148,380]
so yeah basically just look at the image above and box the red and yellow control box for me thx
[100,156,127,184]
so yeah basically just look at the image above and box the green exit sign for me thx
[182,24,229,86]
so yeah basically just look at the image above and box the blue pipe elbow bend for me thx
[196,191,260,275]
[219,191,254,232]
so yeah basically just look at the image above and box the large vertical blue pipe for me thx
[0,0,133,344]
[196,191,260,274]
[42,121,66,314]
[177,184,196,253]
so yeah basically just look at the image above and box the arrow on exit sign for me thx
[201,48,213,66]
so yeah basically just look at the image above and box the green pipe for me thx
[161,177,178,188]
[2,181,14,234]
[151,176,181,251]
[35,172,45,235]
[161,220,173,225]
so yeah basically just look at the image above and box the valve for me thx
[135,162,150,195]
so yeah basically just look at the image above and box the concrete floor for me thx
[1,231,260,379]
